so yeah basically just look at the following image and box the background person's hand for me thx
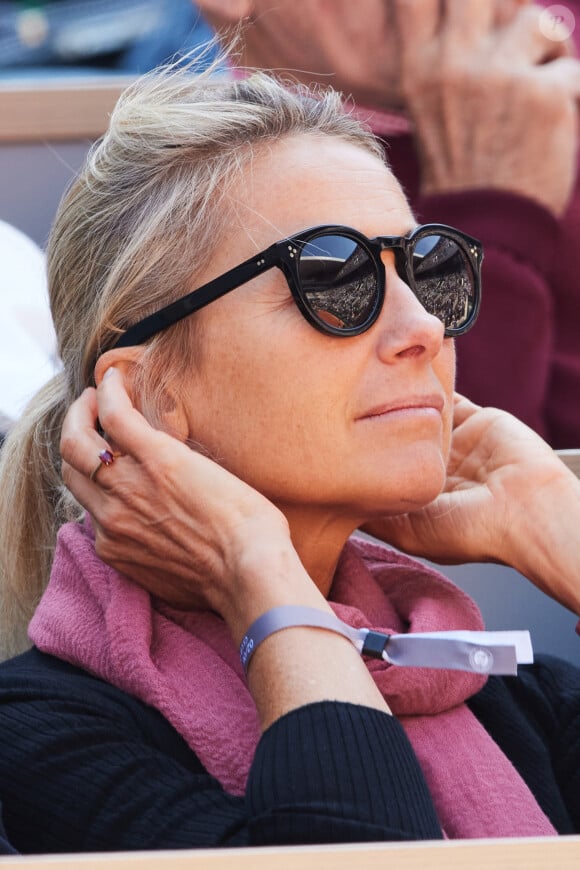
[395,0,580,216]
[363,393,580,615]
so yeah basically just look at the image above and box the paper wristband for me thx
[239,605,533,676]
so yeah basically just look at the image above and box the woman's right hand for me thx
[60,367,299,632]
[61,368,392,727]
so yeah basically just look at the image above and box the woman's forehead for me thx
[227,134,414,245]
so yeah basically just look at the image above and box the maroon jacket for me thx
[379,3,580,448]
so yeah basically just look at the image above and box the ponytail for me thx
[0,374,81,659]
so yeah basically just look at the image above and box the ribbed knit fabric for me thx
[247,702,441,844]
[467,659,580,835]
[0,650,442,851]
[29,522,555,838]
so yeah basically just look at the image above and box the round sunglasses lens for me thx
[298,234,378,330]
[411,234,476,332]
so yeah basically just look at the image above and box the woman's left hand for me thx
[363,394,580,614]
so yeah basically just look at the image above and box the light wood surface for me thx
[557,448,580,479]
[0,78,130,142]
[1,837,580,869]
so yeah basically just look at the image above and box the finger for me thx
[493,0,530,29]
[530,55,580,97]
[60,387,115,478]
[393,0,442,59]
[61,460,111,510]
[452,392,479,409]
[452,392,481,426]
[442,0,495,46]
[60,385,98,444]
[95,366,170,463]
[500,4,573,64]
[96,367,233,496]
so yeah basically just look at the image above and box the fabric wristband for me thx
[239,605,533,676]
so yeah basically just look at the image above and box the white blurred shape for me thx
[0,220,59,421]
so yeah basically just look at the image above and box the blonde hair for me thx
[0,59,383,659]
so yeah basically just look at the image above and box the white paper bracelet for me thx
[239,605,533,677]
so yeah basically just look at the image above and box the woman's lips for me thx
[358,394,445,420]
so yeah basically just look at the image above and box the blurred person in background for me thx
[0,2,212,440]
[195,0,580,447]
[0,0,214,74]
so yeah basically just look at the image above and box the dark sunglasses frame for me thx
[112,222,483,348]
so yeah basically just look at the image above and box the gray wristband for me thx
[239,606,361,672]
[239,605,534,677]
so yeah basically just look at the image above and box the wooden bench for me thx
[558,448,580,479]
[0,76,129,143]
[0,77,128,247]
[1,837,580,869]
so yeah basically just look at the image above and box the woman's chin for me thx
[369,442,447,504]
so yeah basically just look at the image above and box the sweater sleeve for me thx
[247,701,442,845]
[0,649,441,854]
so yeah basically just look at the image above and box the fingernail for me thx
[104,366,116,380]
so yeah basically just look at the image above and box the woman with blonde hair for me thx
[0,61,578,854]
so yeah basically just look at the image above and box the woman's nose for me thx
[374,256,445,362]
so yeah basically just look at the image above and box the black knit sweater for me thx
[0,648,577,854]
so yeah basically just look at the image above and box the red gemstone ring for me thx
[89,449,118,483]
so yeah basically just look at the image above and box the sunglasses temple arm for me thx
[113,250,279,348]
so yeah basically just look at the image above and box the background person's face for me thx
[178,134,455,528]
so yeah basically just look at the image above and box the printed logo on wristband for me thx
[239,636,254,668]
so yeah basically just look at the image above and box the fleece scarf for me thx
[29,521,555,839]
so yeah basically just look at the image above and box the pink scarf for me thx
[29,521,555,839]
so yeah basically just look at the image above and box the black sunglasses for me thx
[112,223,483,348]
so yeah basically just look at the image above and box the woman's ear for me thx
[94,348,143,395]
[94,348,190,442]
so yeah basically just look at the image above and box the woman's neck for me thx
[279,505,360,598]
